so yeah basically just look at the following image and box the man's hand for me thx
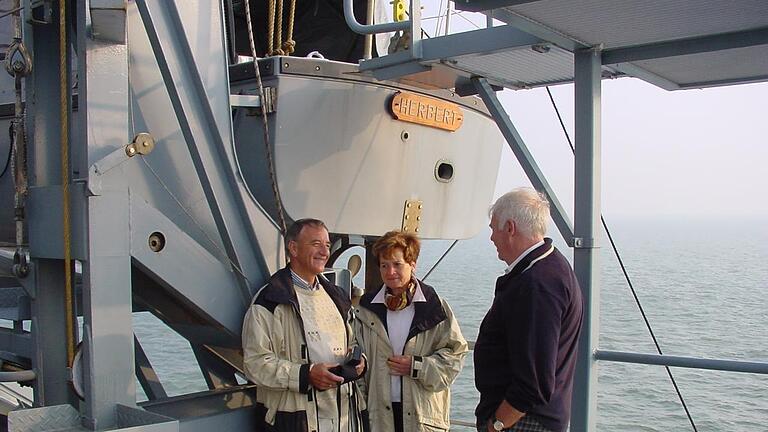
[487,399,525,431]
[387,355,412,376]
[309,363,344,390]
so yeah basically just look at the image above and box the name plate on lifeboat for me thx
[390,92,463,132]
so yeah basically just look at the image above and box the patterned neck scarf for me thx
[384,279,416,311]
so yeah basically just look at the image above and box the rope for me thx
[244,0,288,241]
[281,0,296,55]
[545,86,698,432]
[58,0,75,369]
[266,0,276,56]
[273,0,285,55]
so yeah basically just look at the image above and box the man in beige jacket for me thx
[242,218,366,431]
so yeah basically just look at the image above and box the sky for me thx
[493,79,768,220]
[413,3,768,220]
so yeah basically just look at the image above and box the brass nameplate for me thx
[390,92,463,132]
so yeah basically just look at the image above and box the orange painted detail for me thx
[390,92,463,132]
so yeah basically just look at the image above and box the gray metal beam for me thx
[29,260,76,407]
[472,77,575,245]
[140,386,257,422]
[129,195,243,343]
[570,47,602,432]
[81,190,136,429]
[595,350,768,375]
[0,326,31,359]
[483,8,589,52]
[610,63,680,91]
[78,3,138,426]
[135,335,168,400]
[602,27,768,65]
[421,24,543,60]
[24,1,77,407]
[678,73,768,90]
[191,344,238,390]
[134,0,268,300]
[454,0,543,12]
[360,23,545,79]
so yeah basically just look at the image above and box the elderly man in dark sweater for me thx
[475,188,584,432]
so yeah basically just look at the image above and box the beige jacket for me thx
[242,267,364,431]
[353,280,468,432]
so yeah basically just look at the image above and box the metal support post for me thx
[409,0,423,58]
[192,344,239,389]
[570,46,602,432]
[472,77,575,245]
[81,191,135,430]
[79,3,136,428]
[29,260,75,406]
[26,0,77,408]
[135,335,168,400]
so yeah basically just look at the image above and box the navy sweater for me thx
[474,239,583,432]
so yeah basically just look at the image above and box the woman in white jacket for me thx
[354,230,469,432]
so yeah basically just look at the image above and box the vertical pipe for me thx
[570,46,602,432]
[363,0,375,59]
[444,0,451,35]
[409,0,422,58]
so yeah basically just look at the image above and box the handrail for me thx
[595,350,768,375]
[0,369,35,382]
[343,0,409,35]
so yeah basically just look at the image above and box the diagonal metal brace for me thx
[472,77,575,246]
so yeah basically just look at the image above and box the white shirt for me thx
[504,240,545,275]
[372,281,427,403]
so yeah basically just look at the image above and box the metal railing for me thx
[447,342,768,430]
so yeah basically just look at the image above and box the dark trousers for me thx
[392,402,404,432]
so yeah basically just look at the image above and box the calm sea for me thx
[133,218,768,431]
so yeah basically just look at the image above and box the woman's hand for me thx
[387,355,412,376]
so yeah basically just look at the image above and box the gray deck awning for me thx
[356,0,768,91]
[454,0,768,90]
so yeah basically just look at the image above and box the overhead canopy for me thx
[452,0,768,90]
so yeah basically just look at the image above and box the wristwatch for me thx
[491,418,505,431]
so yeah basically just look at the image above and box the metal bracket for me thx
[401,200,423,234]
[89,133,155,196]
[16,262,36,299]
[572,237,597,249]
[125,132,155,157]
[230,87,276,115]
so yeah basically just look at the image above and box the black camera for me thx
[329,346,363,384]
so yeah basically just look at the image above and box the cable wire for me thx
[545,86,698,432]
[422,240,458,281]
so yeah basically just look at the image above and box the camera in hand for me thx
[328,346,363,384]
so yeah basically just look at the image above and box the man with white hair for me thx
[474,188,584,432]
